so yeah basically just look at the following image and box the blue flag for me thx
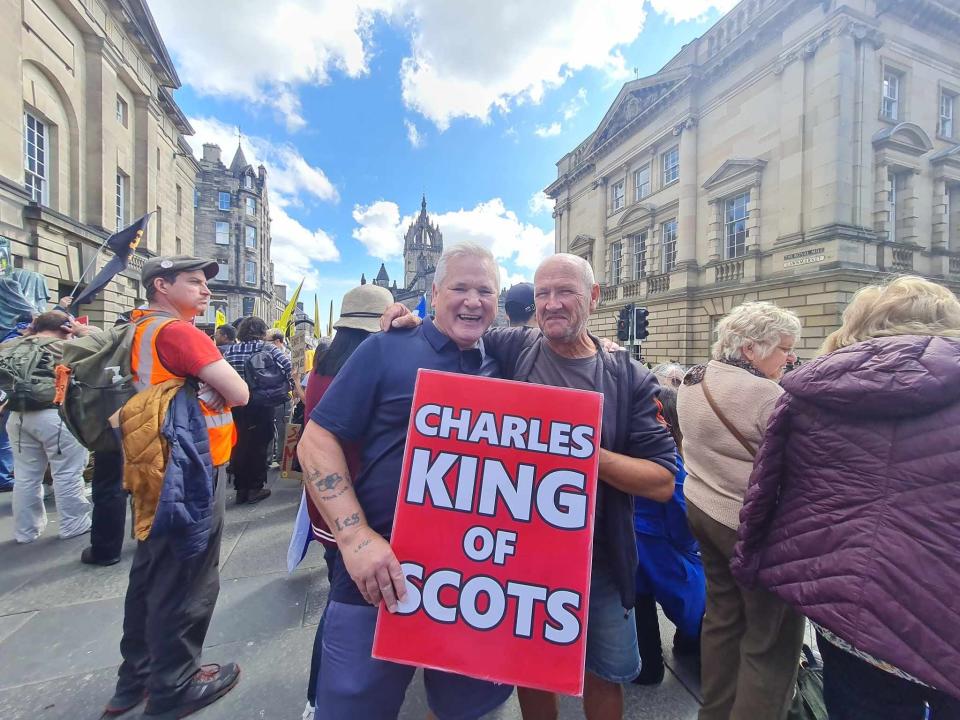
[416,294,427,319]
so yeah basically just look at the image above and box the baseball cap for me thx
[504,282,534,315]
[141,255,218,288]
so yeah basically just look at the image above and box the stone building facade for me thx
[545,0,960,363]
[193,142,282,327]
[0,0,197,325]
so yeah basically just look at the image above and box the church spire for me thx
[229,127,249,173]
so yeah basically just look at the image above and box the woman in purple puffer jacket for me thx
[732,276,960,719]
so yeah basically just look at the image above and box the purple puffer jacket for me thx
[731,335,960,698]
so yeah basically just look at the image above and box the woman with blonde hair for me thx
[677,301,804,720]
[733,276,960,718]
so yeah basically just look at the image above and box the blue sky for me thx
[150,0,736,322]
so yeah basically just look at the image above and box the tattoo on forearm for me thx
[307,470,352,501]
[354,538,372,554]
[334,512,360,532]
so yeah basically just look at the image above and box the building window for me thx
[245,197,256,215]
[155,206,162,251]
[218,191,231,211]
[116,96,128,127]
[244,175,253,190]
[610,241,623,285]
[215,262,229,281]
[661,219,678,273]
[662,147,680,186]
[24,112,48,205]
[940,90,955,138]
[632,231,647,279]
[724,191,750,259]
[215,221,230,245]
[116,172,127,231]
[176,185,182,216]
[882,70,900,121]
[244,260,257,284]
[242,297,255,315]
[194,188,200,208]
[611,180,625,212]
[176,237,182,254]
[245,225,257,248]
[634,165,650,201]
[888,171,906,243]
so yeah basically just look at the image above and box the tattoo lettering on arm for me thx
[334,512,361,532]
[354,538,373,554]
[307,470,353,501]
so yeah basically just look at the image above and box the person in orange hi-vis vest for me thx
[105,256,249,720]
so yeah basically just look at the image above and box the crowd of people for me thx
[0,244,957,720]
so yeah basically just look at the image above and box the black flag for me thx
[72,214,150,309]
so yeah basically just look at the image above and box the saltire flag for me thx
[415,294,427,319]
[72,214,150,309]
[215,309,227,329]
[274,277,303,336]
[313,295,321,339]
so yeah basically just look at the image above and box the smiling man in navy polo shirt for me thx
[297,240,512,720]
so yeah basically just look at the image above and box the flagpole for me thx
[69,211,154,297]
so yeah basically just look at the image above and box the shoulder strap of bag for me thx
[701,368,757,458]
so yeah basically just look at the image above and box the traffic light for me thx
[616,306,631,341]
[634,306,650,340]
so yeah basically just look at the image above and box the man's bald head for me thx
[535,254,595,294]
[533,253,600,348]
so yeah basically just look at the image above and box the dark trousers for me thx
[115,470,225,710]
[230,405,273,493]
[687,501,805,720]
[818,633,960,719]
[90,450,126,560]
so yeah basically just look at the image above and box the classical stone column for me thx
[676,118,698,268]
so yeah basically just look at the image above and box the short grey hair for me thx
[712,301,802,361]
[538,253,596,291]
[651,362,686,386]
[434,241,499,291]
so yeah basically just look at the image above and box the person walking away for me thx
[632,385,704,685]
[677,301,804,720]
[732,276,960,718]
[0,311,93,542]
[223,317,298,504]
[105,256,249,720]
[299,283,393,720]
[265,327,302,468]
[503,282,537,328]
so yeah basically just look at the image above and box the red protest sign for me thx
[372,369,603,696]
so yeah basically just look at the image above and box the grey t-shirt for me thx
[528,342,606,547]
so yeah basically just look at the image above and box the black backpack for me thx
[244,344,289,407]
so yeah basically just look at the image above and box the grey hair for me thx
[434,241,499,291]
[539,253,596,291]
[651,362,686,386]
[712,301,802,361]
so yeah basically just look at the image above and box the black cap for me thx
[504,282,534,317]
[141,255,218,288]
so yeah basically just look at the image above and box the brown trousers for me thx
[687,501,805,720]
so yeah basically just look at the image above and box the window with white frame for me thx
[610,241,623,284]
[24,112,48,205]
[724,191,750,259]
[116,172,127,231]
[218,191,231,211]
[215,262,229,281]
[887,171,906,243]
[611,181,625,212]
[661,219,678,273]
[244,175,253,190]
[634,165,650,201]
[245,225,257,248]
[244,260,257,284]
[940,90,955,138]
[882,69,901,121]
[632,231,647,279]
[245,197,256,215]
[662,147,680,186]
[215,221,230,245]
[116,96,128,128]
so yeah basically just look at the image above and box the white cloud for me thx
[399,0,644,129]
[648,0,739,23]
[186,116,340,287]
[534,122,562,138]
[352,198,554,273]
[528,191,553,216]
[499,265,529,288]
[404,119,424,148]
[561,87,588,120]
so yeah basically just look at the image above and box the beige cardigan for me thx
[677,360,782,531]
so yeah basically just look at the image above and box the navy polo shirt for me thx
[310,317,499,605]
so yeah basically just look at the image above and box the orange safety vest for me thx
[130,309,236,466]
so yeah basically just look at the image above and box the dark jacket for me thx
[731,335,960,698]
[485,328,677,609]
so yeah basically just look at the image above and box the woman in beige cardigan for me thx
[677,301,804,720]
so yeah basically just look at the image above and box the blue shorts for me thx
[585,555,641,683]
[316,600,514,720]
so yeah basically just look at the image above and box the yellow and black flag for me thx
[72,214,150,309]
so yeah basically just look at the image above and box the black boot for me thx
[632,593,665,685]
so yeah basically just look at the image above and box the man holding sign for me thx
[297,242,513,720]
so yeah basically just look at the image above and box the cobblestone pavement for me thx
[0,472,703,719]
